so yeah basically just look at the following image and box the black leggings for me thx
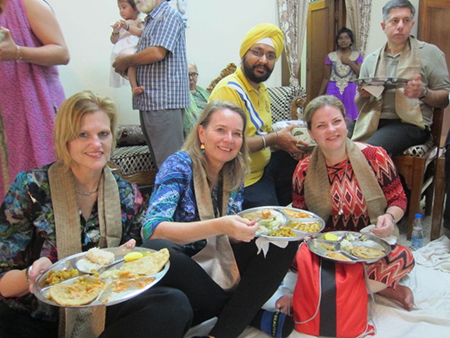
[143,238,299,338]
[0,286,192,338]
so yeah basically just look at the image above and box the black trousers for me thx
[347,119,429,156]
[143,238,299,338]
[243,151,298,209]
[0,286,193,338]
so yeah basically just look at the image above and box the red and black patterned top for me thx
[292,143,407,232]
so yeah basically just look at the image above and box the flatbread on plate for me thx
[351,246,385,259]
[120,248,169,275]
[49,277,106,306]
[327,252,352,261]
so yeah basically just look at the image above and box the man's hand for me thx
[403,74,424,99]
[276,125,307,158]
[357,84,372,98]
[113,55,132,76]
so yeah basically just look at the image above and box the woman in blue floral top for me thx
[142,100,298,338]
[0,91,192,338]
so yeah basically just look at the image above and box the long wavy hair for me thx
[182,100,250,192]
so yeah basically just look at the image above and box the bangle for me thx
[16,45,23,61]
[261,135,267,150]
[112,32,119,36]
[25,266,32,285]
[386,212,396,224]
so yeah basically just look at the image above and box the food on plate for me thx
[120,248,170,275]
[282,209,311,219]
[268,226,295,237]
[351,246,385,259]
[45,269,79,285]
[318,242,336,251]
[343,233,358,242]
[289,220,322,233]
[49,277,106,306]
[111,277,155,293]
[323,233,339,241]
[340,239,353,252]
[86,248,115,265]
[124,251,144,262]
[326,252,352,261]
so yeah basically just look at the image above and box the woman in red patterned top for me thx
[290,95,415,311]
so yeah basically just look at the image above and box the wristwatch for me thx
[419,87,429,100]
[25,265,32,285]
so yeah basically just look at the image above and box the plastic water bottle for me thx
[411,214,424,250]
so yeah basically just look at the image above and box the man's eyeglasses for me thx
[248,49,276,61]
[189,72,199,78]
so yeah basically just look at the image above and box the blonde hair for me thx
[182,100,250,191]
[302,95,346,130]
[54,91,118,169]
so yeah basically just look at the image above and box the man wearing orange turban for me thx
[210,23,305,208]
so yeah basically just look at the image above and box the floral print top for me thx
[0,164,145,320]
[142,152,243,255]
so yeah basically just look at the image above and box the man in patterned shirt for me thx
[209,23,304,209]
[113,0,190,168]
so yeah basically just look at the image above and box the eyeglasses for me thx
[189,72,199,78]
[248,49,276,61]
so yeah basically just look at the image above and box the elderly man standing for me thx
[350,0,450,156]
[113,0,189,168]
[210,23,303,209]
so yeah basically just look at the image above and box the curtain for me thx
[277,0,309,87]
[345,0,372,56]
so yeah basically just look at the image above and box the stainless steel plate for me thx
[354,77,409,87]
[238,206,325,241]
[33,247,170,308]
[307,231,391,264]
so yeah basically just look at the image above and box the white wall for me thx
[47,0,281,125]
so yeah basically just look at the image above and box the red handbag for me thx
[293,243,374,338]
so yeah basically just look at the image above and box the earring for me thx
[200,143,205,153]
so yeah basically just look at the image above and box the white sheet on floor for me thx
[185,236,450,338]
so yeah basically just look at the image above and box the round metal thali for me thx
[34,247,170,308]
[307,231,391,264]
[238,206,325,241]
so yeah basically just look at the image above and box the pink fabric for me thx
[0,0,65,200]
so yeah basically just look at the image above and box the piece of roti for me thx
[49,277,106,306]
[120,248,169,275]
[351,246,385,259]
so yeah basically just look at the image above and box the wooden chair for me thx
[392,108,444,239]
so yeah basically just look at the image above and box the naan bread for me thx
[327,252,352,261]
[351,246,385,259]
[49,277,106,306]
[120,248,169,275]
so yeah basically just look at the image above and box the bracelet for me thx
[25,266,32,285]
[261,135,267,150]
[386,212,396,224]
[16,45,23,61]
[112,32,119,36]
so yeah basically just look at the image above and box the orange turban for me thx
[239,23,284,61]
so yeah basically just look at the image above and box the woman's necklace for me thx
[333,161,349,216]
[76,188,99,196]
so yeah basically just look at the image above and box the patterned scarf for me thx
[48,162,122,338]
[352,36,424,142]
[190,156,240,291]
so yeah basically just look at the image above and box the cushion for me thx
[116,125,146,147]
[267,86,306,123]
[110,145,157,175]
[402,135,434,156]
